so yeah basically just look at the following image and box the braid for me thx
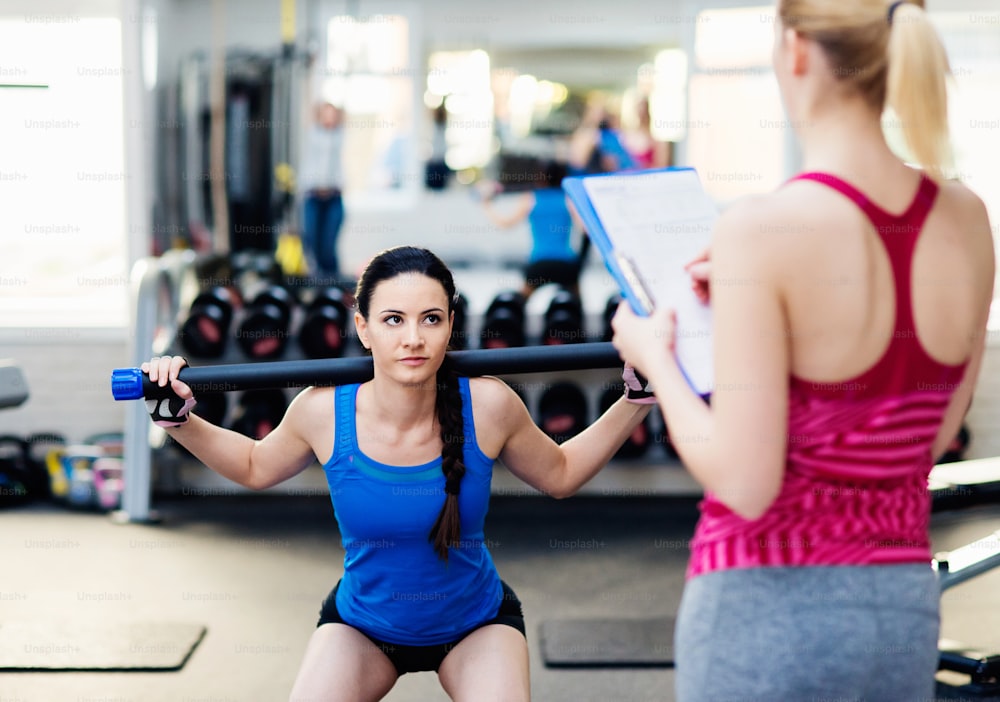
[428,355,466,561]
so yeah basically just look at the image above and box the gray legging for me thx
[674,563,940,701]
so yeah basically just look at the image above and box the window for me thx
[0,14,127,328]
[686,6,784,205]
[322,13,414,203]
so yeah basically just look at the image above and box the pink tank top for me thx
[687,171,968,579]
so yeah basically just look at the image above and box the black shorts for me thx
[316,580,526,675]
[524,259,580,290]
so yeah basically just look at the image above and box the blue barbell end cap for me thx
[111,367,144,401]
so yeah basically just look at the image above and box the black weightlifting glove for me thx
[622,364,656,405]
[145,358,197,428]
[146,392,197,428]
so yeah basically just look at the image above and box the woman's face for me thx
[355,273,453,386]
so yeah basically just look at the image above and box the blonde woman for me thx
[612,1,995,699]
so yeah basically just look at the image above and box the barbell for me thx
[111,342,624,401]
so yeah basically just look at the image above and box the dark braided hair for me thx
[354,246,465,561]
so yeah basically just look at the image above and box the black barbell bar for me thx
[111,342,623,401]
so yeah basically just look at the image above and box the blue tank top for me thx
[323,377,503,645]
[528,188,577,262]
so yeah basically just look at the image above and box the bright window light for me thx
[695,6,775,70]
[650,49,688,141]
[324,14,412,196]
[0,16,127,328]
[426,50,494,170]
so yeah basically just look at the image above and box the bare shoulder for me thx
[938,179,993,235]
[466,376,529,455]
[712,190,815,264]
[467,375,523,415]
[283,385,337,433]
[937,178,996,280]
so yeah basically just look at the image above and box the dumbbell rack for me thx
[118,253,700,523]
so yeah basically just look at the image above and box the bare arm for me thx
[473,377,651,498]
[931,188,996,460]
[144,357,321,490]
[481,192,534,229]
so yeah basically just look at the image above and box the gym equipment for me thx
[191,391,229,426]
[23,431,66,500]
[178,286,237,359]
[93,456,125,511]
[60,445,104,509]
[229,389,288,440]
[602,292,622,343]
[0,360,29,409]
[539,615,674,668]
[235,284,295,360]
[0,620,206,671]
[111,342,624,401]
[542,288,586,345]
[939,423,972,465]
[0,435,32,507]
[298,286,349,359]
[450,292,469,350]
[480,290,527,349]
[538,382,588,444]
[931,458,1000,696]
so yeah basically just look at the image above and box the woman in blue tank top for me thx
[481,159,583,298]
[141,246,653,701]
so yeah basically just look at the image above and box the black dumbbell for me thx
[192,391,228,426]
[230,389,288,440]
[602,292,623,342]
[0,435,32,507]
[537,382,588,444]
[542,288,585,345]
[937,423,971,465]
[236,285,295,360]
[179,287,237,358]
[450,292,469,350]
[480,290,526,349]
[299,287,350,359]
[23,432,67,501]
[599,385,650,460]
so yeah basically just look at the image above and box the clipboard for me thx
[563,167,717,395]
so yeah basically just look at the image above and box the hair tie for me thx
[445,478,461,496]
[887,1,906,25]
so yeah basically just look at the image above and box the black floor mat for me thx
[539,615,674,668]
[0,620,207,671]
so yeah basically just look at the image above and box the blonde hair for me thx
[778,0,953,180]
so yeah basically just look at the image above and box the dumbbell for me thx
[0,435,32,507]
[191,391,228,426]
[602,292,623,342]
[537,382,588,444]
[230,389,288,440]
[599,385,650,460]
[937,423,971,465]
[542,288,585,345]
[60,444,103,510]
[23,432,66,501]
[236,285,295,360]
[93,457,124,512]
[179,287,237,359]
[450,292,469,350]
[480,290,526,349]
[299,287,350,359]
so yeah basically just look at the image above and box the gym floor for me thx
[1,486,999,702]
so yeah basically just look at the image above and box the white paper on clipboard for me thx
[581,169,717,395]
